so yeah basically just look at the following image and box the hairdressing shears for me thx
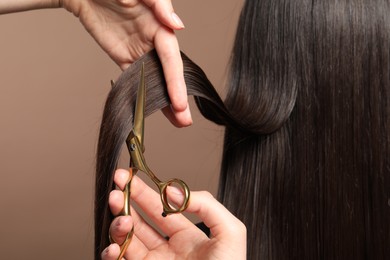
[109,63,190,259]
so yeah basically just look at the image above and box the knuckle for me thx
[109,190,123,202]
[199,190,215,201]
[224,217,246,237]
[109,190,116,198]
[109,189,120,197]
[238,220,247,236]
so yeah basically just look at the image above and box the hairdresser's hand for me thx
[102,169,247,260]
[61,0,191,126]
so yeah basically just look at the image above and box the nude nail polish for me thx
[172,12,185,29]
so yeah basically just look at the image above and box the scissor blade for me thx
[133,63,145,148]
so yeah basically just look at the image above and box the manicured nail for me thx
[172,12,185,29]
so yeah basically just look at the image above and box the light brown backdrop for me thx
[0,1,243,259]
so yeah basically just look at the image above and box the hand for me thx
[61,0,192,126]
[102,169,247,259]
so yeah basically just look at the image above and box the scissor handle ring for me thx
[159,178,190,217]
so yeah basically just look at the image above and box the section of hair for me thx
[220,0,390,259]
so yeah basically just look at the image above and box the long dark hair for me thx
[220,0,390,258]
[95,0,390,259]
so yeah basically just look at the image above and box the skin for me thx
[0,0,192,127]
[103,169,247,259]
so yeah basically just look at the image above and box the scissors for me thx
[109,63,191,259]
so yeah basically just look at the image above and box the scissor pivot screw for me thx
[130,144,136,151]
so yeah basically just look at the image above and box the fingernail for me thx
[168,185,184,195]
[185,106,193,126]
[167,186,186,207]
[172,12,185,29]
[181,104,193,125]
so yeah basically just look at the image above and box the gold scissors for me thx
[109,63,191,259]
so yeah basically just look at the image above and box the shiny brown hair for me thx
[220,0,390,258]
[95,0,390,258]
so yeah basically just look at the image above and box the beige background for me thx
[0,1,243,259]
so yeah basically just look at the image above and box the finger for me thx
[108,215,150,258]
[109,216,134,245]
[114,168,131,190]
[154,27,193,126]
[109,169,130,216]
[109,190,125,216]
[154,27,185,111]
[102,233,149,260]
[130,175,195,237]
[101,243,120,260]
[122,234,149,260]
[130,204,167,249]
[109,201,167,249]
[142,0,185,29]
[161,105,192,128]
[170,190,247,242]
[110,169,167,249]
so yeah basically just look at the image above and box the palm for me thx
[77,0,160,70]
[63,0,191,125]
